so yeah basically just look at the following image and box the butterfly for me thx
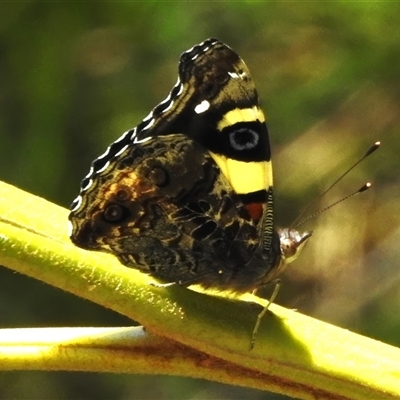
[68,38,310,295]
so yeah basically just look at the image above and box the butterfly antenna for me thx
[293,182,372,228]
[290,141,380,230]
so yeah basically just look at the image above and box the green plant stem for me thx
[0,180,400,399]
[0,326,315,394]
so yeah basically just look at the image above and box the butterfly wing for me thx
[69,39,293,293]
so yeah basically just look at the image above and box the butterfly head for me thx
[279,228,312,265]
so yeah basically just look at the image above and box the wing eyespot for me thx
[148,166,169,187]
[229,128,259,151]
[103,204,130,224]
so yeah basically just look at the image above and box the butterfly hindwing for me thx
[70,134,275,292]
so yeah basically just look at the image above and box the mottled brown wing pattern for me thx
[70,134,280,292]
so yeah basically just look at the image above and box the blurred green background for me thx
[1,3,400,399]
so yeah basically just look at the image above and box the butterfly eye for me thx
[103,204,129,223]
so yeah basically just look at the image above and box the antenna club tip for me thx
[359,182,372,193]
[366,141,381,156]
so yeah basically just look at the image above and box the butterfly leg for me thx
[249,278,281,351]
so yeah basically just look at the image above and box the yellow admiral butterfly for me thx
[68,38,310,294]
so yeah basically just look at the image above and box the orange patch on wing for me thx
[244,202,263,223]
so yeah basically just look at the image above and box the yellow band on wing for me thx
[210,152,273,194]
[217,106,266,130]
